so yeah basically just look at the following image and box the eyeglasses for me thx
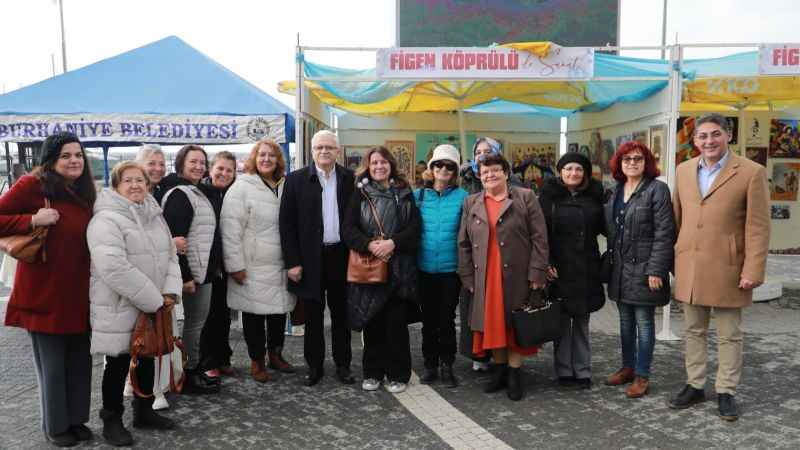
[431,161,457,171]
[312,145,337,152]
[621,156,644,165]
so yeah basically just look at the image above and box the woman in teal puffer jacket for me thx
[415,144,468,387]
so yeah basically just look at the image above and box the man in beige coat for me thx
[667,113,770,421]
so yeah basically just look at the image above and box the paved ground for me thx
[2,283,800,449]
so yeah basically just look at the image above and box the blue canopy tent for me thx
[0,35,294,185]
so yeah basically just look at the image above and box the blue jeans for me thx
[617,303,656,378]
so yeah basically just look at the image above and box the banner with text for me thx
[759,44,800,75]
[376,46,594,79]
[0,113,286,144]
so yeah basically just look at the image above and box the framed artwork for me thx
[745,146,767,166]
[599,139,615,175]
[771,204,791,220]
[632,130,648,146]
[676,116,699,166]
[343,146,370,172]
[745,116,768,146]
[509,143,557,188]
[615,134,631,149]
[385,140,416,183]
[769,119,800,158]
[568,143,579,153]
[649,124,666,171]
[771,162,800,201]
[415,133,476,164]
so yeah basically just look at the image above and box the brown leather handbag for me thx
[346,190,389,284]
[129,305,186,397]
[0,199,50,263]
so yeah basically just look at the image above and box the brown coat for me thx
[458,186,549,332]
[673,153,770,308]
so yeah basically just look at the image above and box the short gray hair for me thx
[311,130,339,148]
[136,143,164,161]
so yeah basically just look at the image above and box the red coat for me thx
[0,175,92,334]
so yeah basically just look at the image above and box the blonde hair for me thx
[111,161,150,189]
[244,139,286,181]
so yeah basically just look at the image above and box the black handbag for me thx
[511,288,562,347]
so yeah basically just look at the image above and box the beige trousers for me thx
[683,303,743,395]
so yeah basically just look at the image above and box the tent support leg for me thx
[657,44,682,343]
[295,37,305,168]
[457,101,467,162]
[4,142,12,188]
[102,146,110,187]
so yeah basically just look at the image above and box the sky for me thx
[2,0,799,104]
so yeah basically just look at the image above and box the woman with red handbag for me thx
[0,132,96,447]
[342,146,421,394]
[88,161,183,446]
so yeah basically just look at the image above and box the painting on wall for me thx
[415,133,477,164]
[769,119,800,158]
[615,134,631,150]
[599,139,615,175]
[632,130,648,146]
[385,140,416,184]
[771,162,800,201]
[649,125,666,172]
[771,204,791,220]
[676,116,700,166]
[568,143,579,153]
[343,146,370,172]
[745,146,768,166]
[510,143,558,188]
[745,116,768,146]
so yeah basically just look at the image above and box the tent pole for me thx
[4,142,12,189]
[102,146,110,187]
[295,36,305,169]
[657,43,683,342]
[457,100,467,162]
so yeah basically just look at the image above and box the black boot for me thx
[132,397,176,430]
[484,363,508,393]
[100,408,133,447]
[420,364,438,384]
[440,362,458,388]
[183,369,221,395]
[507,367,523,401]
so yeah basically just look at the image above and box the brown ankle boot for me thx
[250,359,271,383]
[268,348,296,374]
[605,367,635,386]
[625,376,649,398]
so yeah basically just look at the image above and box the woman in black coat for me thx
[603,142,675,398]
[342,146,421,395]
[538,152,605,390]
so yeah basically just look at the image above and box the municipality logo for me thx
[246,117,271,140]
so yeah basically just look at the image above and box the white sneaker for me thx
[123,378,133,397]
[362,378,381,391]
[291,325,305,337]
[152,393,169,410]
[472,361,490,372]
[385,381,407,394]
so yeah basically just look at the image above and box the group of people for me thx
[0,112,770,447]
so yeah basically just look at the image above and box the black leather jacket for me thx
[604,178,676,306]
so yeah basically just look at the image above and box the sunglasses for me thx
[432,161,457,171]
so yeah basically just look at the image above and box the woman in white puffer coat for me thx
[88,161,182,446]
[222,139,296,382]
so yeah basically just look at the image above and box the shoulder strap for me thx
[360,189,385,237]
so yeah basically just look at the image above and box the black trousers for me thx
[418,271,461,368]
[102,354,154,413]
[242,312,286,360]
[200,275,233,369]
[363,298,411,383]
[304,243,351,373]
